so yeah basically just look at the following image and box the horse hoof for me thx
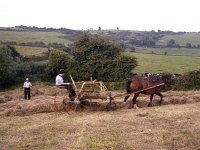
[148,103,152,107]
[133,104,139,109]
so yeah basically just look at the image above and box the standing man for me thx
[55,69,76,101]
[23,78,32,100]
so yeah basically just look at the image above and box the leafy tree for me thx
[130,47,135,52]
[167,39,176,47]
[72,33,138,81]
[175,44,181,48]
[186,43,192,48]
[0,46,17,88]
[45,51,73,81]
[0,45,46,88]
[130,37,155,47]
[172,70,200,90]
[6,45,21,60]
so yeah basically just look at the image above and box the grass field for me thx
[135,47,200,56]
[158,32,200,46]
[15,46,48,57]
[125,52,200,74]
[0,31,72,45]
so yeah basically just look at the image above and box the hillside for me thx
[1,26,200,75]
[0,85,200,149]
[158,32,200,46]
[0,31,73,46]
[1,27,200,50]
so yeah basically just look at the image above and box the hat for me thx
[26,78,29,81]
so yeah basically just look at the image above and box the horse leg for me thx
[66,84,76,101]
[132,93,140,109]
[156,92,163,105]
[148,94,154,107]
[124,94,131,102]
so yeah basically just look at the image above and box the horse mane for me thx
[160,74,172,84]
[126,80,132,93]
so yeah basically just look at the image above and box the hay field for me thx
[0,31,72,46]
[15,46,48,57]
[0,86,200,150]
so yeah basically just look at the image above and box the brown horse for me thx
[124,74,173,108]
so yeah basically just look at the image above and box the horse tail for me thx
[126,80,132,93]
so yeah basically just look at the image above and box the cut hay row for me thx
[0,86,200,116]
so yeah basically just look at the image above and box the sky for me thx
[0,0,200,32]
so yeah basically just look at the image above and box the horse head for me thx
[160,74,174,84]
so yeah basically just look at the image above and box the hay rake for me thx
[62,76,116,111]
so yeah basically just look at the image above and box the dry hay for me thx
[0,95,13,103]
[0,86,200,116]
[124,90,200,108]
[78,90,108,100]
[0,85,67,116]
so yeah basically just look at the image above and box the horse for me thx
[124,74,173,108]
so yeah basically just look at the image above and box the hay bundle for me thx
[31,88,43,96]
[0,96,13,103]
[79,91,108,100]
[45,87,66,96]
[2,100,65,116]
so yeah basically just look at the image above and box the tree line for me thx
[0,25,80,34]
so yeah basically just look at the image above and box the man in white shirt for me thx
[23,78,32,100]
[55,72,65,86]
[55,69,76,101]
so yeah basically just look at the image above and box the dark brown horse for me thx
[124,74,173,108]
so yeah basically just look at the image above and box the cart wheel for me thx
[63,97,82,113]
[106,102,117,111]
